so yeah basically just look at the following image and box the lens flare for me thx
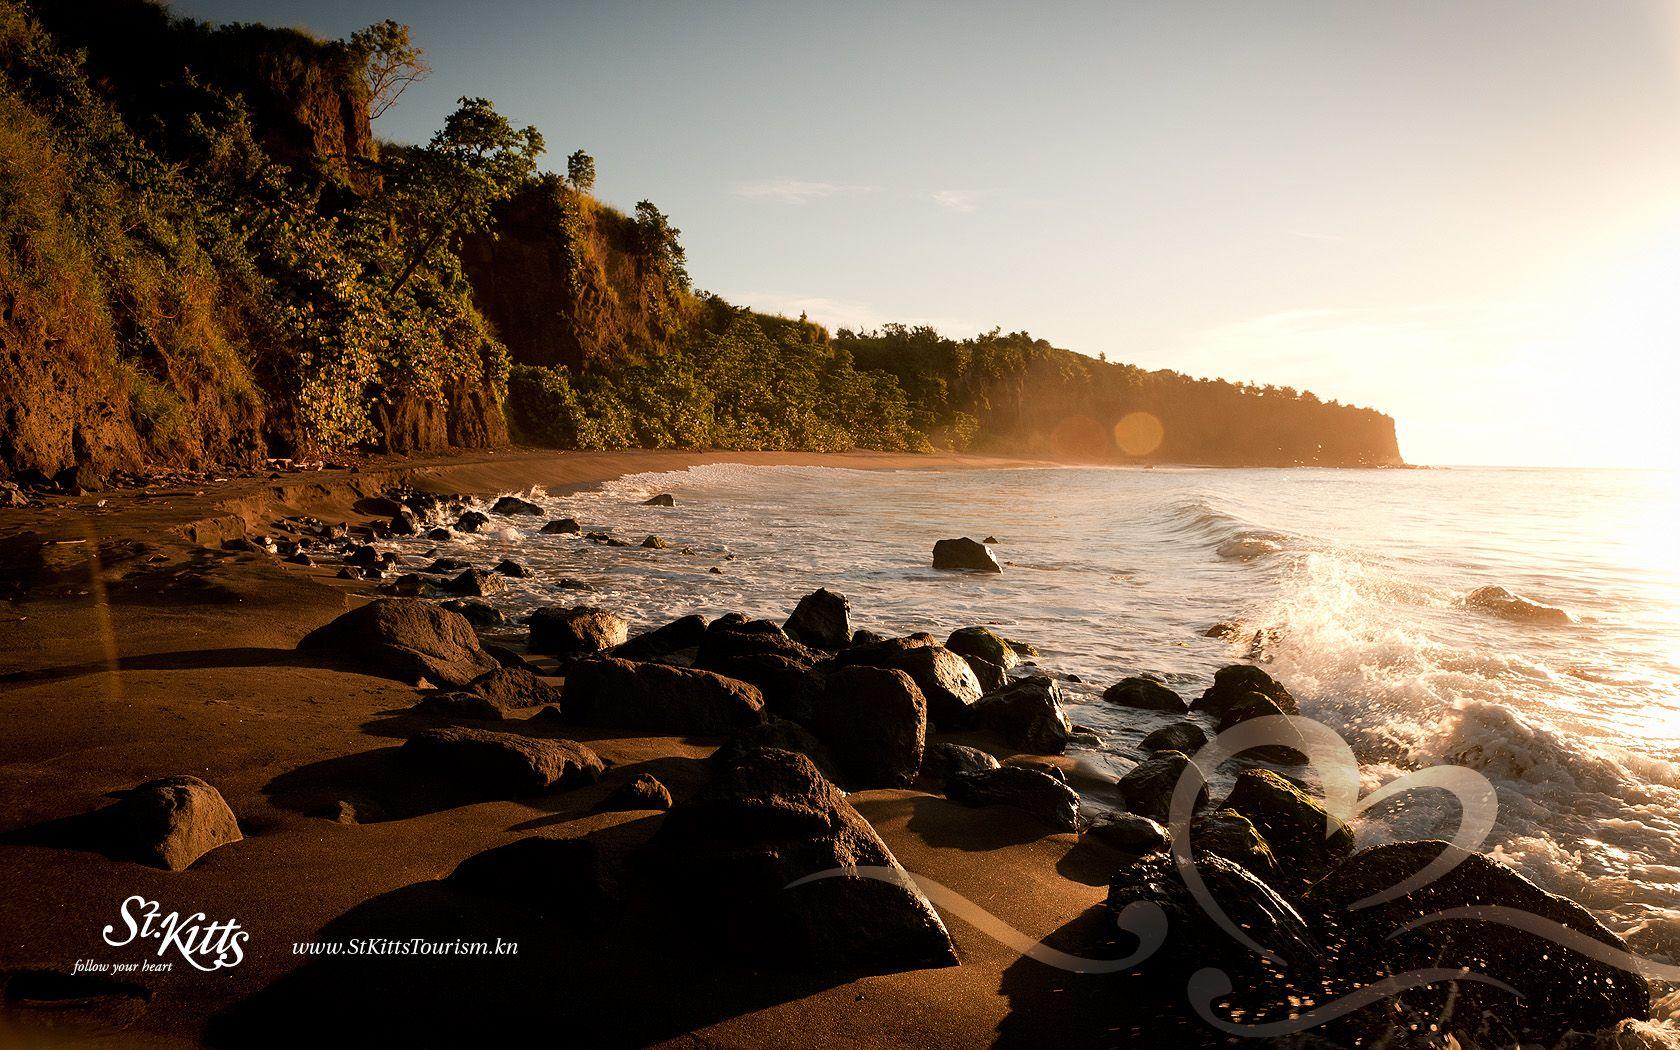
[1114,411,1165,456]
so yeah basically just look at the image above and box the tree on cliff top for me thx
[567,149,595,191]
[349,20,428,119]
[382,96,543,296]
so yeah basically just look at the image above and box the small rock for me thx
[1140,721,1207,754]
[598,772,673,812]
[1084,812,1170,855]
[107,775,241,871]
[641,535,668,549]
[1193,664,1297,718]
[400,727,603,796]
[443,568,504,597]
[945,626,1017,669]
[493,558,532,578]
[642,493,676,507]
[931,537,1001,573]
[1102,676,1187,712]
[917,742,1001,788]
[541,518,582,535]
[455,510,490,533]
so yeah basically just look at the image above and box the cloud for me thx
[732,178,868,204]
[930,189,982,213]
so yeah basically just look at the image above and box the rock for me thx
[492,558,531,578]
[541,517,582,534]
[389,510,419,535]
[963,655,1006,692]
[598,772,673,812]
[1213,692,1308,764]
[1304,840,1648,1045]
[449,837,611,922]
[469,666,563,710]
[697,622,819,668]
[1102,676,1187,712]
[1116,750,1206,823]
[299,598,498,687]
[423,527,453,541]
[353,496,405,517]
[982,535,999,544]
[945,626,1016,669]
[1003,756,1067,781]
[454,510,491,533]
[650,747,956,970]
[945,766,1080,833]
[1223,768,1353,887]
[1464,584,1573,625]
[441,568,503,597]
[1084,812,1170,855]
[440,598,504,628]
[1193,664,1297,718]
[803,666,927,788]
[1190,808,1280,886]
[107,776,241,871]
[642,493,676,507]
[847,628,890,648]
[713,717,845,784]
[345,544,387,568]
[972,675,1073,754]
[1107,854,1328,1008]
[614,614,709,661]
[641,535,668,549]
[917,742,1001,788]
[698,653,815,716]
[400,728,603,796]
[1139,721,1207,754]
[336,566,366,580]
[1204,620,1242,639]
[491,495,544,516]
[931,537,1001,573]
[425,558,471,574]
[783,588,851,651]
[563,657,765,733]
[527,606,629,659]
[554,577,596,592]
[377,573,430,597]
[285,552,313,566]
[835,640,982,729]
[412,691,508,721]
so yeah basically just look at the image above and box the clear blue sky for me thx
[169,1,1680,466]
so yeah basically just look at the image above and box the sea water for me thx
[401,463,1680,952]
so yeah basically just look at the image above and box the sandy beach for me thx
[0,448,1144,1049]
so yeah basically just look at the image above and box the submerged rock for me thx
[527,606,629,659]
[783,588,851,651]
[945,765,1080,833]
[492,558,532,578]
[931,537,1002,573]
[107,776,241,871]
[400,727,603,796]
[651,747,956,971]
[804,665,927,788]
[299,598,498,687]
[1464,584,1573,625]
[564,657,765,733]
[972,675,1073,754]
[642,493,676,507]
[1102,676,1187,712]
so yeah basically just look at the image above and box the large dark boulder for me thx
[944,626,1016,669]
[916,742,1001,789]
[696,621,819,667]
[468,666,563,711]
[1102,676,1187,712]
[972,675,1073,754]
[1214,692,1309,764]
[527,606,629,659]
[1223,768,1353,888]
[712,717,845,784]
[650,748,957,971]
[106,775,241,871]
[400,728,604,796]
[694,652,813,717]
[1192,664,1297,718]
[1189,808,1279,887]
[932,537,1001,573]
[299,598,498,687]
[945,766,1080,833]
[613,614,709,662]
[1116,750,1207,824]
[835,640,981,728]
[491,495,544,516]
[563,658,765,733]
[1303,840,1649,1045]
[804,666,927,788]
[783,588,851,651]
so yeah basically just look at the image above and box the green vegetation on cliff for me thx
[0,0,1401,484]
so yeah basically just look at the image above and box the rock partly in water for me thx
[783,588,852,651]
[650,747,957,971]
[492,558,532,578]
[1223,768,1353,888]
[563,657,765,733]
[944,626,1017,670]
[491,495,543,516]
[541,518,582,535]
[527,606,630,659]
[455,510,490,533]
[931,537,1001,573]
[1192,664,1297,718]
[1102,676,1187,712]
[642,493,676,507]
[443,568,504,597]
[1139,721,1207,754]
[107,776,241,871]
[400,728,603,796]
[945,766,1080,833]
[598,772,674,812]
[1116,750,1207,823]
[971,675,1073,754]
[1304,840,1649,1046]
[1083,812,1170,856]
[641,535,668,549]
[803,665,927,788]
[299,598,498,687]
[1464,584,1573,625]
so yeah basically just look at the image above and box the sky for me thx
[171,0,1680,467]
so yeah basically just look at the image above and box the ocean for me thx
[399,463,1680,950]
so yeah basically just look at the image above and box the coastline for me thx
[0,447,1115,1048]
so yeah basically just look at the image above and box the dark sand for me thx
[0,449,1161,1048]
